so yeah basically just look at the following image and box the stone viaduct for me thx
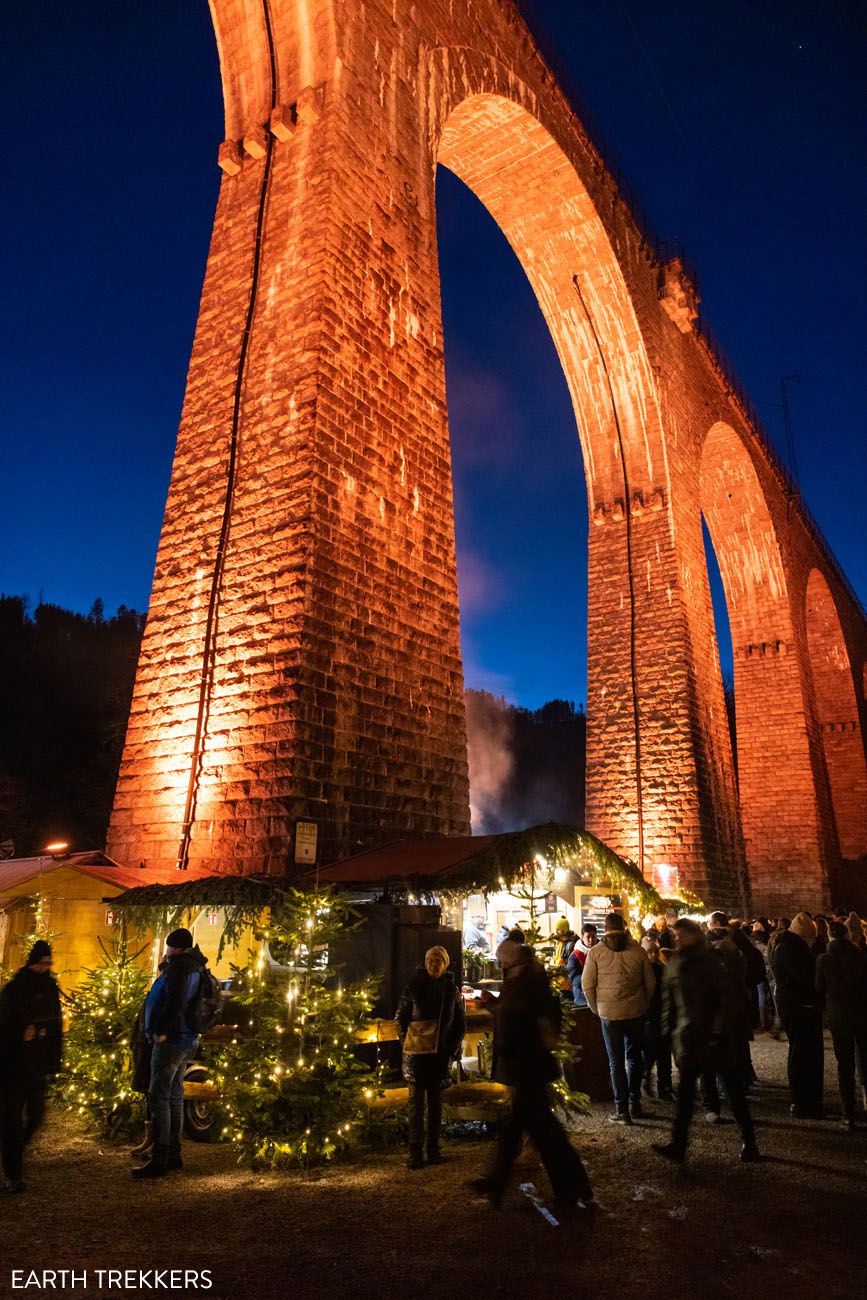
[106,0,867,913]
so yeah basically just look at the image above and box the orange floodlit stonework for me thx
[106,0,867,912]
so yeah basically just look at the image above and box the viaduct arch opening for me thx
[699,421,827,907]
[805,568,867,861]
[435,90,662,871]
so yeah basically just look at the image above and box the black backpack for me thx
[189,967,224,1034]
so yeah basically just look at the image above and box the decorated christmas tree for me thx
[58,922,151,1138]
[214,886,379,1169]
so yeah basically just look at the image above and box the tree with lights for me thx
[213,886,380,1169]
[57,923,150,1138]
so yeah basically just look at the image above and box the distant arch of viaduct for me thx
[107,0,867,913]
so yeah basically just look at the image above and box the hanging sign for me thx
[104,908,116,927]
[294,820,318,865]
[543,891,558,914]
[207,911,219,926]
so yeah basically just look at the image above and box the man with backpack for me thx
[132,927,220,1180]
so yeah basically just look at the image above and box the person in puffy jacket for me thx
[472,939,592,1208]
[132,927,208,1181]
[816,921,867,1128]
[771,912,824,1118]
[0,940,62,1193]
[581,913,655,1123]
[395,946,464,1169]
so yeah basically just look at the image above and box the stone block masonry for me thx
[107,0,867,913]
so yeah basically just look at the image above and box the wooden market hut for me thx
[0,850,217,990]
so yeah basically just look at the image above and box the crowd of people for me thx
[398,903,867,1206]
[3,901,867,1206]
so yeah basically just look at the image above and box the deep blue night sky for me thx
[2,1,865,710]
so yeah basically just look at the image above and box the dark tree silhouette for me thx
[0,596,145,856]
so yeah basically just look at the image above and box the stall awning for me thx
[308,823,663,910]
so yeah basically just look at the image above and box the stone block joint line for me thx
[175,0,279,872]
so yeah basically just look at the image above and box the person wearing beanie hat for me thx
[771,912,825,1118]
[0,939,63,1192]
[133,929,211,1180]
[395,945,464,1169]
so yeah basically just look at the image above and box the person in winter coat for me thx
[771,912,824,1118]
[132,928,209,1180]
[0,940,63,1193]
[640,934,673,1101]
[846,912,866,950]
[816,921,867,1128]
[395,946,464,1169]
[565,924,598,1006]
[472,939,593,1208]
[653,919,759,1164]
[581,913,655,1123]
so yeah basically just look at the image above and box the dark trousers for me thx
[830,1025,867,1119]
[672,1064,755,1154]
[148,1040,194,1150]
[408,1082,442,1155]
[1,1075,47,1182]
[784,1005,824,1113]
[643,1017,672,1093]
[600,1016,645,1109]
[488,1083,592,1202]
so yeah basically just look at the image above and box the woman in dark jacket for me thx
[395,946,464,1168]
[475,940,592,1208]
[771,912,824,1117]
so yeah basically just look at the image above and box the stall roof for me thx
[309,823,664,909]
[0,851,218,908]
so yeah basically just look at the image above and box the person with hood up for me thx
[581,913,655,1123]
[653,919,759,1164]
[132,927,209,1180]
[472,939,593,1209]
[816,920,867,1129]
[395,945,464,1169]
[0,940,62,1193]
[771,912,824,1118]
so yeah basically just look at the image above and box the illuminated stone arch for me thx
[804,568,867,860]
[108,0,862,913]
[699,421,828,907]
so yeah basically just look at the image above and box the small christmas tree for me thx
[58,922,150,1138]
[214,886,379,1169]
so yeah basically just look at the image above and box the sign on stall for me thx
[577,891,623,931]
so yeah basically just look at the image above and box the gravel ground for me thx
[3,1036,864,1300]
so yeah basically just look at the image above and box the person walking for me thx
[473,940,592,1208]
[396,945,464,1169]
[653,919,759,1164]
[132,927,210,1180]
[771,912,824,1118]
[581,913,655,1123]
[0,940,63,1193]
[816,920,867,1129]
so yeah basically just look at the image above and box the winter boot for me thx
[166,1143,183,1171]
[129,1122,154,1158]
[131,1145,169,1180]
[608,1107,632,1125]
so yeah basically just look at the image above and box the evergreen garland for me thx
[212,886,380,1169]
